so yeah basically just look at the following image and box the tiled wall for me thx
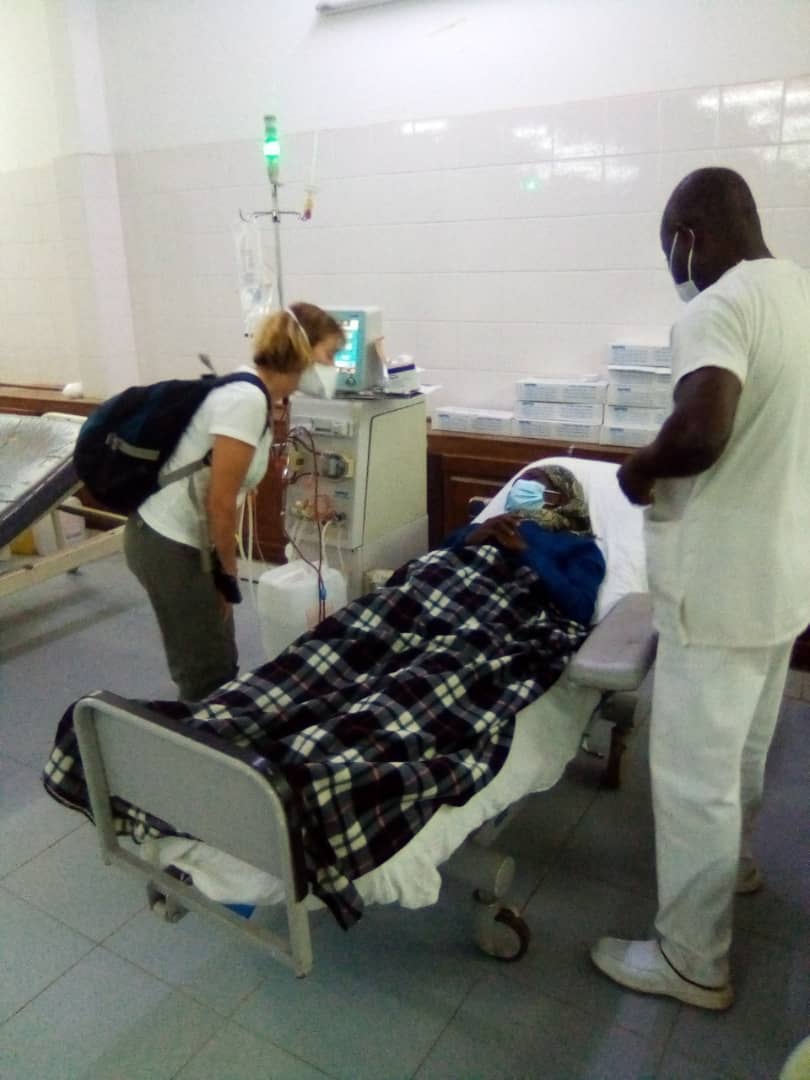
[0,153,138,391]
[0,162,79,384]
[3,75,809,406]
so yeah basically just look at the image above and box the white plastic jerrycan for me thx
[257,559,348,660]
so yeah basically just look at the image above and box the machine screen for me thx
[333,315,363,374]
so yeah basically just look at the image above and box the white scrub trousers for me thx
[649,633,793,986]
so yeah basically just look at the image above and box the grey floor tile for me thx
[733,835,810,954]
[495,768,598,865]
[105,906,281,1016]
[552,785,658,899]
[666,932,810,1080]
[0,946,223,1080]
[0,886,94,1024]
[176,1021,334,1080]
[232,896,485,1080]
[414,971,663,1080]
[502,866,677,1047]
[653,1049,739,1079]
[0,754,84,877]
[2,822,146,940]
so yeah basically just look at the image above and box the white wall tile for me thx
[369,116,461,175]
[547,160,604,216]
[447,166,515,221]
[605,94,661,156]
[660,87,719,151]
[715,146,781,208]
[774,143,810,206]
[450,271,504,323]
[782,77,810,143]
[317,125,375,180]
[411,319,458,369]
[602,155,660,214]
[493,105,557,166]
[767,207,810,266]
[443,112,503,170]
[554,99,606,159]
[716,80,784,148]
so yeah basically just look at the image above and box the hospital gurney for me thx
[0,412,124,598]
[69,457,656,977]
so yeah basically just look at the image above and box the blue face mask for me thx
[505,478,548,513]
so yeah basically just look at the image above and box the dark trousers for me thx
[124,514,237,701]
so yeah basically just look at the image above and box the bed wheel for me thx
[472,890,530,961]
[147,881,188,924]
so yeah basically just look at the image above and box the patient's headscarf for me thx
[509,464,593,536]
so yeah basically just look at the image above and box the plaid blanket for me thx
[44,543,589,927]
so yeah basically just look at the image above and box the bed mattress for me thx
[0,413,82,549]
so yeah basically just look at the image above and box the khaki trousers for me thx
[124,514,237,701]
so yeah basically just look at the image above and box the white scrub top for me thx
[646,258,810,647]
[138,366,272,551]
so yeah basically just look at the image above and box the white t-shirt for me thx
[138,367,272,550]
[645,258,810,647]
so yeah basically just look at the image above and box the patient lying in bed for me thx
[44,465,605,928]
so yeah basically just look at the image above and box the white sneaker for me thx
[590,938,734,1011]
[780,1034,810,1080]
[736,861,764,895]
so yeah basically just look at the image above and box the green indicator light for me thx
[263,114,280,181]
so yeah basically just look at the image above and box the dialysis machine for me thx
[283,306,428,599]
[285,393,428,600]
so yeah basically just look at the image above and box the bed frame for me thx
[0,412,124,599]
[73,591,657,977]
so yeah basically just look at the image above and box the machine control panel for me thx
[293,414,354,439]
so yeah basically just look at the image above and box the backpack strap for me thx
[159,371,272,489]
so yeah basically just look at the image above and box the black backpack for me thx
[73,371,271,514]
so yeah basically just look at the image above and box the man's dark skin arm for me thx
[463,514,527,551]
[618,366,742,505]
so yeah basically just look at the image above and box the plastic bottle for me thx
[257,560,347,659]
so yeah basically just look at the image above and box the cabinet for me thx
[247,411,288,565]
[0,384,100,418]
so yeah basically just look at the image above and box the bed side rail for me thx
[74,690,313,976]
[567,592,657,691]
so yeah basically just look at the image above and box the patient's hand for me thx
[464,514,527,552]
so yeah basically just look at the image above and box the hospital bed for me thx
[0,412,124,598]
[70,456,656,977]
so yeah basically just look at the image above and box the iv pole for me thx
[270,179,285,309]
[238,114,315,311]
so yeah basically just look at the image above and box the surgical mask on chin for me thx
[669,231,700,303]
[297,363,338,399]
[505,479,548,513]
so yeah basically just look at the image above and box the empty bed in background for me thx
[0,412,124,598]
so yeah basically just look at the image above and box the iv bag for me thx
[234,217,275,337]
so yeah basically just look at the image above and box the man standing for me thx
[591,167,810,1010]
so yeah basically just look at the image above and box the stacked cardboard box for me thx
[599,344,672,447]
[433,406,514,435]
[513,377,606,442]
